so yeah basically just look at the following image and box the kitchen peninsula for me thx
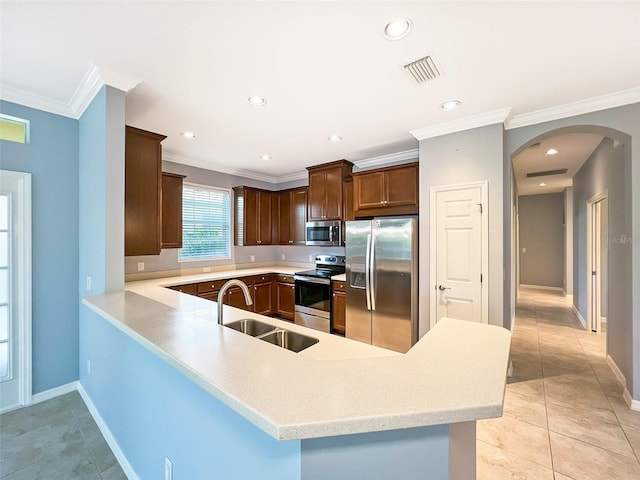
[81,267,511,480]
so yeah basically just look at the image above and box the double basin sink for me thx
[225,319,319,353]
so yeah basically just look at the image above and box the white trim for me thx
[78,383,140,480]
[607,354,626,386]
[31,380,79,405]
[565,293,574,301]
[410,107,512,141]
[606,355,640,411]
[353,149,419,170]
[0,170,32,412]
[506,87,640,129]
[429,181,489,328]
[164,148,420,184]
[0,64,140,119]
[572,305,587,329]
[519,284,564,292]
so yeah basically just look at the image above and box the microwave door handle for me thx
[365,233,372,311]
[369,231,376,311]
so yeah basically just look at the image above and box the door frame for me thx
[429,181,489,328]
[586,191,607,334]
[0,170,32,413]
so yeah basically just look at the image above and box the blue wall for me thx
[0,101,79,394]
[80,306,301,479]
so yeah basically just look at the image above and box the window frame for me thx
[178,182,233,263]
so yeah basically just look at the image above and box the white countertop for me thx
[83,265,511,441]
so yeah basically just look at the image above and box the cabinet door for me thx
[161,173,185,248]
[276,191,292,245]
[168,283,197,295]
[291,188,307,244]
[275,281,295,320]
[244,188,259,245]
[226,287,254,311]
[332,290,346,335]
[385,165,418,207]
[354,171,385,209]
[257,191,273,244]
[324,166,343,220]
[343,179,354,223]
[307,170,327,220]
[253,278,274,315]
[125,126,165,256]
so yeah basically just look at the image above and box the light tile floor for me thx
[0,391,126,480]
[478,287,640,480]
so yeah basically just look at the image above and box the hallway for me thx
[477,287,640,479]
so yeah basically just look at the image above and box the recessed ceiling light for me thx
[383,18,412,41]
[259,154,272,161]
[539,182,547,187]
[328,135,342,142]
[440,100,461,111]
[545,148,559,155]
[180,131,196,139]
[248,96,267,106]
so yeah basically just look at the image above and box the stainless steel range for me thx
[294,255,346,333]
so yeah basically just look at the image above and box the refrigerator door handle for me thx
[369,231,376,311]
[365,233,372,311]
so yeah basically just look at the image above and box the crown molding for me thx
[410,107,513,141]
[0,84,76,118]
[273,171,308,183]
[353,149,419,170]
[163,151,283,184]
[68,65,104,118]
[506,87,640,129]
[0,64,141,119]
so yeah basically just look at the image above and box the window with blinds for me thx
[180,184,231,260]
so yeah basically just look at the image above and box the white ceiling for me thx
[2,1,639,182]
[512,133,604,196]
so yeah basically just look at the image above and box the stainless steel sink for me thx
[257,329,319,353]
[224,319,276,337]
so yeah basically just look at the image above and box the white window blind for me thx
[180,184,231,260]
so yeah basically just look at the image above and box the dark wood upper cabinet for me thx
[161,172,186,249]
[125,126,166,256]
[276,187,307,245]
[352,162,419,218]
[306,160,353,221]
[233,186,273,246]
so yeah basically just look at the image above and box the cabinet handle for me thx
[289,240,293,244]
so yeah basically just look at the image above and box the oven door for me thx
[294,275,331,333]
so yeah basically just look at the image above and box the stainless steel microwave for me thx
[305,221,341,246]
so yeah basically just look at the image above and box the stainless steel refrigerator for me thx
[345,217,418,353]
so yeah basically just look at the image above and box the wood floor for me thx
[477,287,640,479]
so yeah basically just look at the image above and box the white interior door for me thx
[0,170,31,413]
[587,194,607,333]
[431,183,487,326]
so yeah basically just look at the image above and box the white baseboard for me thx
[565,293,573,301]
[78,383,139,480]
[572,305,587,328]
[32,380,79,405]
[607,355,640,412]
[520,284,564,292]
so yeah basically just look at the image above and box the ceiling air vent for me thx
[403,55,441,85]
[526,169,568,178]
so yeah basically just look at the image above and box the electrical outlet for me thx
[203,267,211,273]
[250,255,255,262]
[137,262,145,271]
[164,457,173,480]
[522,247,527,254]
[281,254,286,260]
[308,255,313,262]
[86,359,91,375]
[86,276,92,291]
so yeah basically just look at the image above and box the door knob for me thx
[438,285,451,291]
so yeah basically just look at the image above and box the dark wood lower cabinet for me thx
[275,281,295,320]
[332,281,346,336]
[253,275,275,315]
